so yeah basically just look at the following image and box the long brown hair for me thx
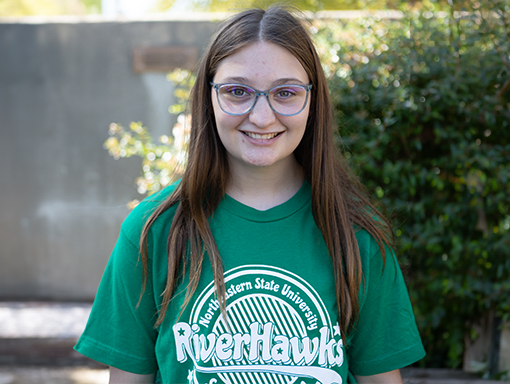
[139,5,393,340]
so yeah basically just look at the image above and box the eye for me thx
[222,85,253,99]
[272,86,300,99]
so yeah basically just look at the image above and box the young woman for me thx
[75,6,425,384]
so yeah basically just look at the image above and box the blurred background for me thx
[0,0,509,383]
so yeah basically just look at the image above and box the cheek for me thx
[211,90,221,122]
[298,105,311,136]
[212,109,245,147]
[284,112,309,138]
[212,95,227,133]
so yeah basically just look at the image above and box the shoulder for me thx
[120,180,181,241]
[354,228,383,260]
[354,227,398,283]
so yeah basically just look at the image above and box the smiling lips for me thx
[243,131,282,140]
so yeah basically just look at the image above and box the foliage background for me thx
[103,0,510,374]
[154,0,406,12]
[0,0,100,16]
[0,0,405,17]
[316,0,510,371]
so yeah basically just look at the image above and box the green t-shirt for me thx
[75,181,425,383]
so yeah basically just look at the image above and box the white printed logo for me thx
[173,265,344,384]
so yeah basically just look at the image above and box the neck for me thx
[226,157,305,211]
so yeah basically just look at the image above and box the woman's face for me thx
[211,41,310,174]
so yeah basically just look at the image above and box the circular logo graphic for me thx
[172,265,344,384]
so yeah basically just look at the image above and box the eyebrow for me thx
[218,76,308,87]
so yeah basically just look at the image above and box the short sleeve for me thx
[347,234,426,376]
[74,229,159,374]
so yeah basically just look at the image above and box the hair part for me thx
[139,5,393,341]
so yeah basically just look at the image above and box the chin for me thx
[240,152,280,167]
[245,159,279,168]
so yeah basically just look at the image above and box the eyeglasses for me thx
[210,82,312,116]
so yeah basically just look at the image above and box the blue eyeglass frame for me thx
[210,82,313,117]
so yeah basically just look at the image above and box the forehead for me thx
[213,41,309,87]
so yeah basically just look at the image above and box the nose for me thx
[248,94,276,128]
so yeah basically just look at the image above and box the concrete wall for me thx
[0,17,218,300]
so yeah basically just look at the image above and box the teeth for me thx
[244,132,279,140]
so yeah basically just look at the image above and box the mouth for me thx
[242,131,282,140]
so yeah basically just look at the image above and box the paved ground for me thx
[401,369,510,384]
[0,302,97,367]
[0,366,109,384]
[0,302,91,339]
[0,301,108,383]
[0,302,508,384]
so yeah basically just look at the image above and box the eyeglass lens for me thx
[217,84,309,116]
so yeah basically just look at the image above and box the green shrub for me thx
[315,2,510,370]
